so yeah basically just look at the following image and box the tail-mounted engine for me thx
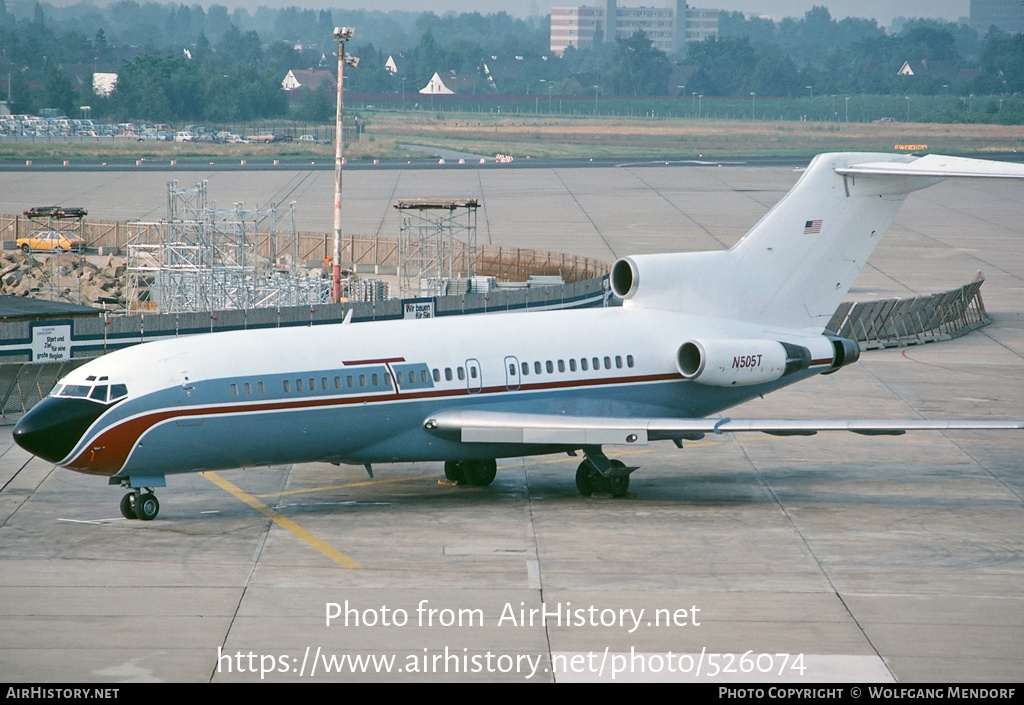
[676,336,860,386]
[675,339,813,387]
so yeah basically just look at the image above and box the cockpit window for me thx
[57,381,128,404]
[59,385,92,398]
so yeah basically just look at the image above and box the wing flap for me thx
[425,410,1023,446]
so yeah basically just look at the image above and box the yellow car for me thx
[17,231,85,253]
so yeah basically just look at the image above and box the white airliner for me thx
[14,152,1024,521]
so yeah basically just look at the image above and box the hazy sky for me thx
[39,0,972,27]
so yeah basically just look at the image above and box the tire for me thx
[21,244,30,253]
[576,458,629,497]
[135,493,159,521]
[120,492,137,520]
[464,459,497,487]
[443,461,465,483]
[605,459,630,498]
[575,459,597,496]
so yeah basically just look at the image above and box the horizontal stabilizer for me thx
[424,410,1024,446]
[837,154,1024,179]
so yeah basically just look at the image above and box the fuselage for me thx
[13,305,836,480]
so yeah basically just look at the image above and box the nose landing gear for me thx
[119,489,160,521]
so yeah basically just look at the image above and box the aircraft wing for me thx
[424,410,1024,446]
[836,154,1024,179]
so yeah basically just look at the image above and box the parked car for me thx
[17,231,86,253]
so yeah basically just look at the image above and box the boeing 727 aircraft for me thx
[13,152,1024,520]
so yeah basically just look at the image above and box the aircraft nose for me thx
[13,397,105,464]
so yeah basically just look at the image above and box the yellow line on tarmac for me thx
[200,471,361,569]
[254,473,440,499]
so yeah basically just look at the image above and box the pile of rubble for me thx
[0,249,126,307]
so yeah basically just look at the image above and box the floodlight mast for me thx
[332,26,358,303]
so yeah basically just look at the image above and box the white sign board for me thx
[31,324,72,362]
[403,301,434,320]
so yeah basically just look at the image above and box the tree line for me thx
[1,1,1022,124]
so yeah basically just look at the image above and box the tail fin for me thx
[612,152,1024,332]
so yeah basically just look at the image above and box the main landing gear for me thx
[575,448,635,498]
[120,489,160,521]
[443,459,498,487]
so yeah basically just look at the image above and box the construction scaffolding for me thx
[395,198,478,297]
[126,182,331,313]
[22,206,87,305]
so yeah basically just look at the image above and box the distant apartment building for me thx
[970,0,1024,34]
[550,1,719,56]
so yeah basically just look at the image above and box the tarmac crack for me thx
[520,455,555,682]
[733,440,897,682]
[551,169,618,260]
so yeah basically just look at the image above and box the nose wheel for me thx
[120,490,160,521]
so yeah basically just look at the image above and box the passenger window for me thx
[534,361,542,374]
[230,383,238,396]
[470,367,477,379]
[521,362,529,376]
[283,380,291,393]
[321,377,328,390]
[347,375,354,388]
[383,375,392,388]
[296,379,304,392]
[546,361,553,373]
[257,381,265,394]
[569,359,577,372]
[433,369,441,382]
[581,358,589,371]
[397,371,405,384]
[457,367,465,381]
[244,382,252,395]
[359,374,366,387]
[592,357,600,370]
[371,373,379,386]
[615,356,622,369]
[334,376,341,389]
[627,355,634,368]
[309,378,316,391]
[421,370,429,383]
[604,357,611,370]
[509,363,516,375]
[445,368,453,381]
[558,360,565,373]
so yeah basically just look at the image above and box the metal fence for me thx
[0,359,91,418]
[0,214,609,284]
[825,274,989,349]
